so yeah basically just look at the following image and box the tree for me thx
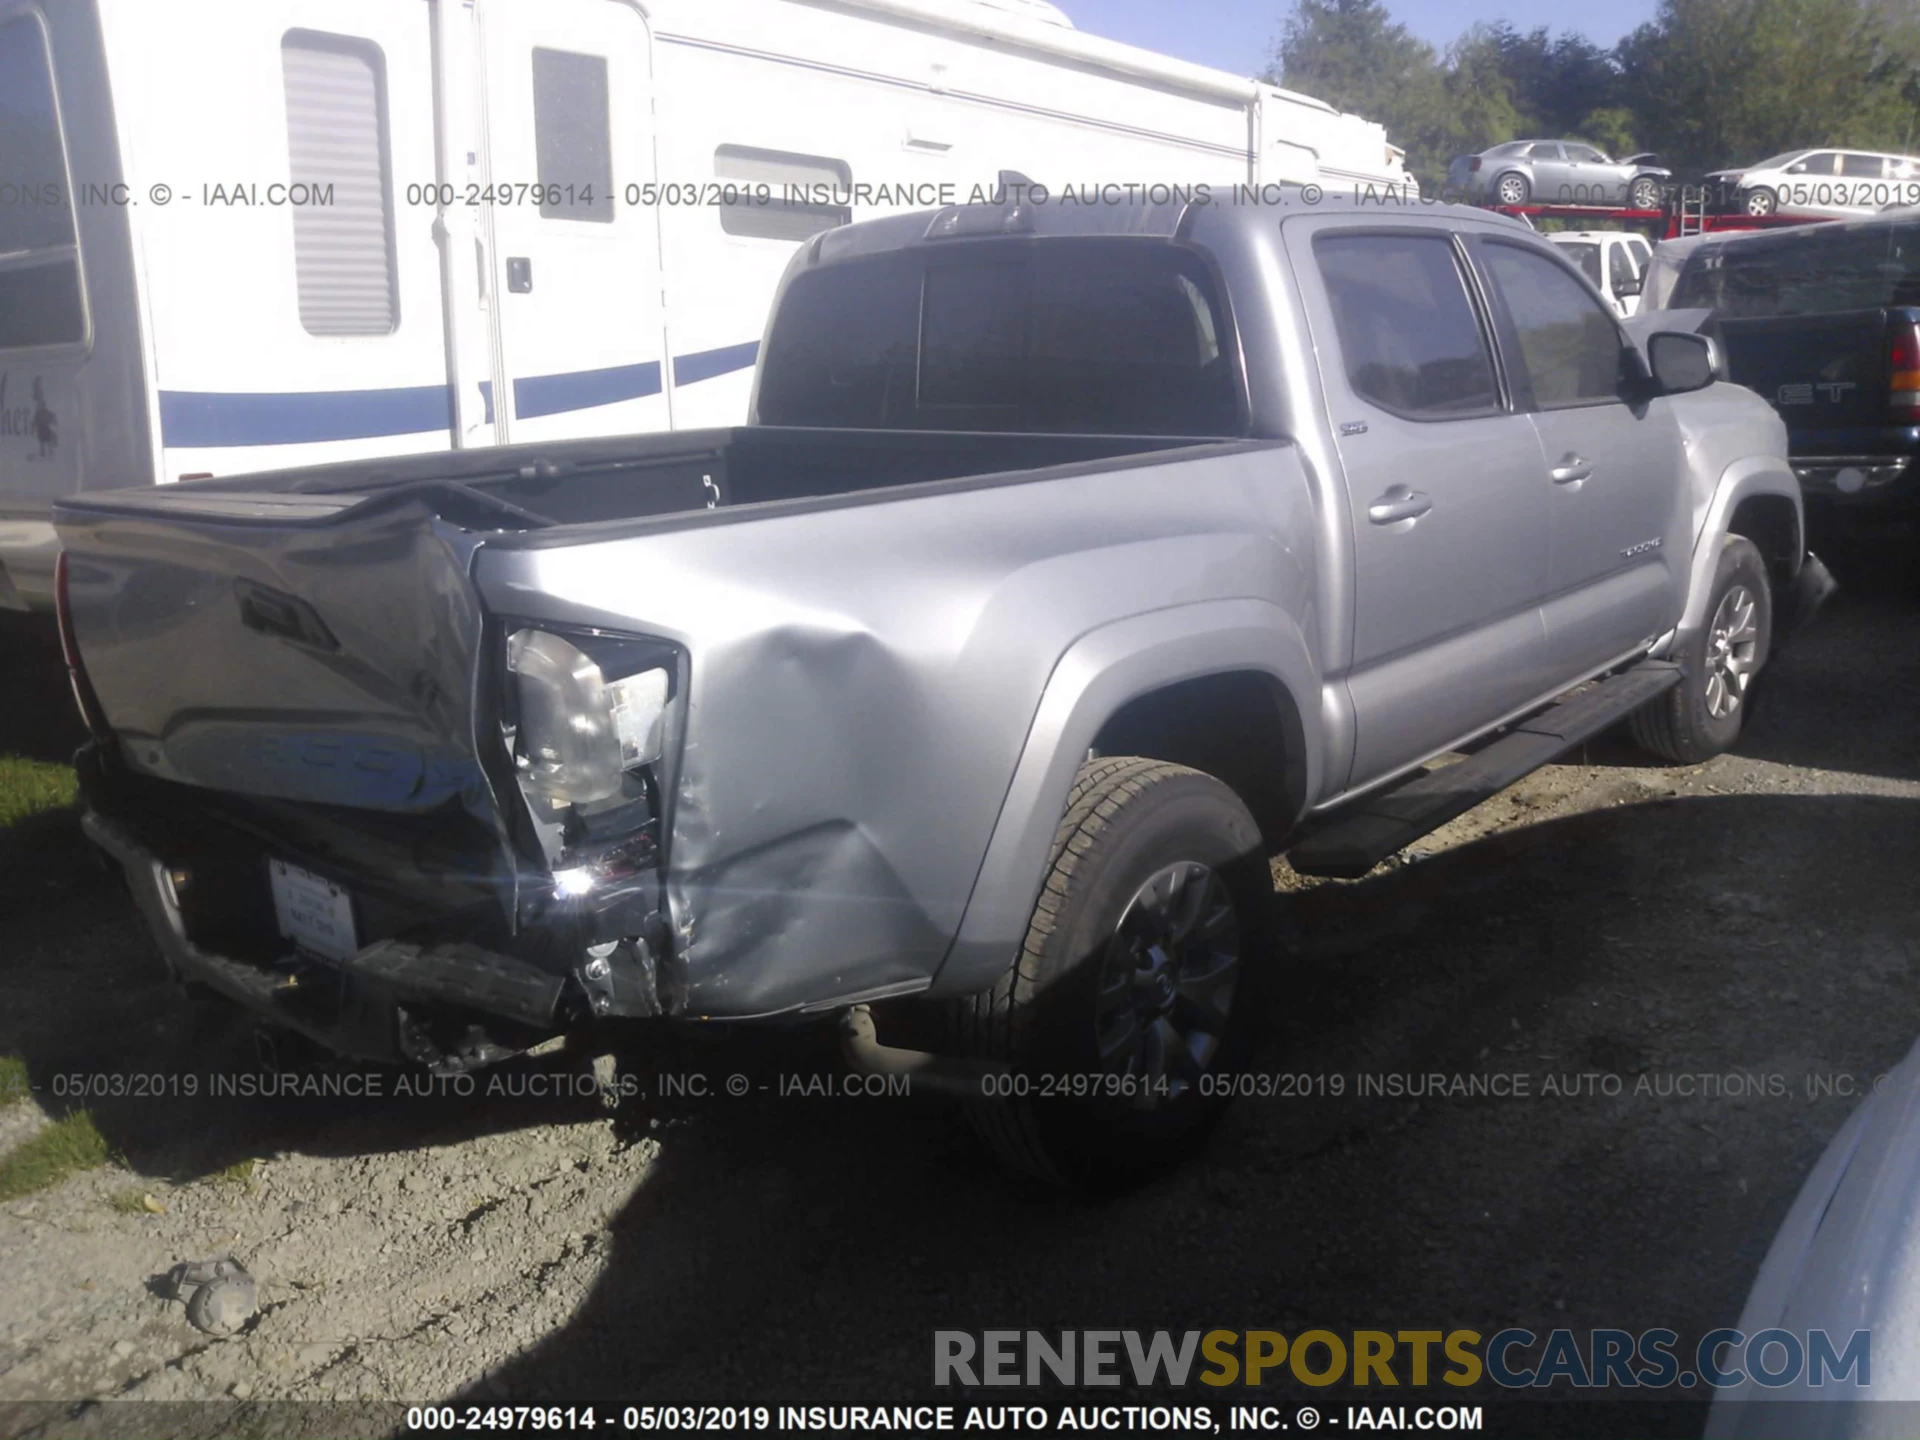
[1269,0,1435,125]
[1270,0,1920,188]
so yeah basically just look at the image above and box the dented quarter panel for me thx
[474,441,1323,1017]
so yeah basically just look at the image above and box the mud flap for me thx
[1776,551,1838,645]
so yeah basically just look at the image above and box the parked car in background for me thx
[1549,230,1655,316]
[1705,1033,1920,1437]
[1704,148,1920,219]
[55,197,1819,1189]
[1667,212,1920,526]
[1448,141,1669,209]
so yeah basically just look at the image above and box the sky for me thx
[1054,0,1662,78]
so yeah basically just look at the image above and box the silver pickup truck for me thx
[55,196,1830,1187]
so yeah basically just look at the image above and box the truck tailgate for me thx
[1717,308,1893,443]
[56,488,494,820]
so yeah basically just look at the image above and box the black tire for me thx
[1630,536,1773,764]
[952,757,1272,1190]
[1743,187,1779,217]
[1494,172,1531,206]
[1628,176,1663,211]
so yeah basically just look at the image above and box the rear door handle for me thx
[1551,454,1594,484]
[1367,486,1433,525]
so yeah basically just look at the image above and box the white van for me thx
[1549,229,1654,317]
[0,0,1412,610]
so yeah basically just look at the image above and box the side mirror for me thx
[1615,269,1645,297]
[1647,331,1719,394]
[1786,162,1808,175]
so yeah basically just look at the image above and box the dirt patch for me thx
[1,538,1915,1433]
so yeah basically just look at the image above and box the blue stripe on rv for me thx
[512,360,662,419]
[160,345,759,447]
[673,340,760,386]
[158,384,454,448]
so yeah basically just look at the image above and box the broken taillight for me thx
[1889,319,1920,411]
[54,550,110,738]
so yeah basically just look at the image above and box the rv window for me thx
[532,49,613,222]
[714,146,853,242]
[283,33,398,335]
[0,14,85,350]
[757,240,1243,435]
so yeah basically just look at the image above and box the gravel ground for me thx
[0,533,1915,1437]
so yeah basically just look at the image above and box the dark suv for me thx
[1669,213,1920,528]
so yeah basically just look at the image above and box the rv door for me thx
[479,0,667,441]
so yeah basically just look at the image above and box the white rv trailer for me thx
[0,0,1412,610]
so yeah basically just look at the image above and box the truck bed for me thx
[56,425,1280,1036]
[63,427,1201,531]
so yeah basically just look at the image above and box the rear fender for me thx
[927,599,1319,999]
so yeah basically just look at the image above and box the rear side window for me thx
[1841,154,1887,179]
[283,33,398,334]
[1478,240,1627,409]
[1314,232,1499,419]
[1560,241,1603,288]
[1608,242,1638,293]
[532,48,614,221]
[1670,224,1920,317]
[0,13,85,350]
[756,241,1242,435]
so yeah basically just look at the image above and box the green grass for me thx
[207,1157,256,1187]
[108,1186,154,1215]
[0,1055,27,1110]
[0,1111,115,1202]
[0,756,76,829]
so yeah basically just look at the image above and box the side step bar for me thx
[1286,660,1683,880]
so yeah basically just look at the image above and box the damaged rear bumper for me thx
[84,810,587,1072]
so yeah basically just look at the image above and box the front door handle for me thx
[1551,454,1594,484]
[1368,485,1433,525]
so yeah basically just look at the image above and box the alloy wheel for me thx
[1704,583,1760,719]
[1092,861,1241,1106]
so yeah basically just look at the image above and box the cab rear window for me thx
[1671,223,1920,318]
[756,240,1244,436]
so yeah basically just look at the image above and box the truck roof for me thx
[808,191,1528,266]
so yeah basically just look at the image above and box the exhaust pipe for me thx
[838,1005,1007,1100]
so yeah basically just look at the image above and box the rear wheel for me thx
[1743,187,1779,217]
[1495,172,1531,206]
[952,758,1272,1190]
[1630,536,1772,764]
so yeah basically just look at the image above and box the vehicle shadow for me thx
[2,752,1913,1436]
[0,612,86,764]
[413,786,1920,1427]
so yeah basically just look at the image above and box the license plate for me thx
[268,860,359,963]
